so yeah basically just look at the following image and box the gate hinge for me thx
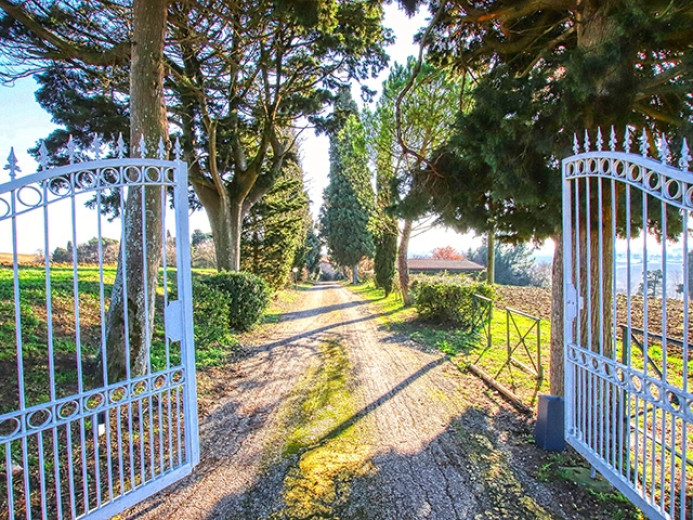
[165,300,184,342]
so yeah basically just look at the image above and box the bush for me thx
[192,280,232,349]
[414,275,493,328]
[202,271,270,331]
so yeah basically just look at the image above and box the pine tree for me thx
[366,58,462,302]
[369,85,398,296]
[408,0,693,396]
[321,114,375,284]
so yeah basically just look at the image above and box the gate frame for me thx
[562,128,693,520]
[0,138,199,519]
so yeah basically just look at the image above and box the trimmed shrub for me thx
[414,275,493,328]
[192,279,232,349]
[202,271,270,331]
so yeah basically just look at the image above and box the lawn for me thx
[0,264,243,415]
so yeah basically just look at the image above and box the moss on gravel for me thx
[451,425,552,520]
[271,339,375,519]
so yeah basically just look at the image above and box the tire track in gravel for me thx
[123,282,563,520]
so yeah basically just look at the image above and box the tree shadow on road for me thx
[270,299,370,322]
[251,309,402,354]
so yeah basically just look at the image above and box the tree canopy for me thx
[0,0,392,271]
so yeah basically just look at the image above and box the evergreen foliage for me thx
[366,58,463,301]
[191,280,233,349]
[299,227,322,280]
[374,224,398,296]
[240,154,311,289]
[321,113,375,283]
[415,2,693,241]
[370,83,398,296]
[0,1,391,271]
[201,271,270,332]
[468,243,538,287]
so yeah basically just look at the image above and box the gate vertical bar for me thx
[562,152,575,441]
[174,160,199,467]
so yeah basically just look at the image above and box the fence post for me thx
[537,320,543,380]
[506,308,511,366]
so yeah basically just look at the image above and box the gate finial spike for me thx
[138,134,147,158]
[639,129,649,157]
[92,134,103,160]
[174,137,182,161]
[157,137,166,160]
[657,134,670,164]
[609,126,617,151]
[624,126,632,153]
[596,127,603,151]
[584,129,591,153]
[38,141,49,170]
[67,135,76,164]
[680,139,691,171]
[573,133,579,155]
[116,133,126,159]
[4,147,20,180]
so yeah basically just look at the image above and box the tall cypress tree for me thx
[240,152,310,289]
[369,100,398,296]
[321,114,375,284]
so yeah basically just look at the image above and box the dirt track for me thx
[123,282,577,520]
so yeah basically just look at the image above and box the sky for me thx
[0,4,553,260]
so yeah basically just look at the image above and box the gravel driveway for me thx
[122,282,591,520]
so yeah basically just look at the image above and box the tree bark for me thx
[578,182,614,357]
[352,263,359,285]
[398,219,412,305]
[486,229,495,284]
[550,233,564,396]
[193,179,275,272]
[105,0,168,383]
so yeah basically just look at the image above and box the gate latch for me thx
[165,300,184,342]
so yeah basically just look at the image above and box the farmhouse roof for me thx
[407,258,485,272]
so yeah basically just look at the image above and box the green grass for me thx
[270,339,375,519]
[0,265,242,413]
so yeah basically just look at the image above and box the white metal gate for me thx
[563,128,692,519]
[0,136,198,519]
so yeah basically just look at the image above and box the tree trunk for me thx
[549,1,619,396]
[578,184,614,357]
[352,263,359,284]
[398,219,412,305]
[550,233,564,396]
[551,181,615,398]
[487,230,495,284]
[193,183,246,272]
[105,0,168,383]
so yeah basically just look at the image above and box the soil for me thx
[495,284,693,342]
[121,282,641,520]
